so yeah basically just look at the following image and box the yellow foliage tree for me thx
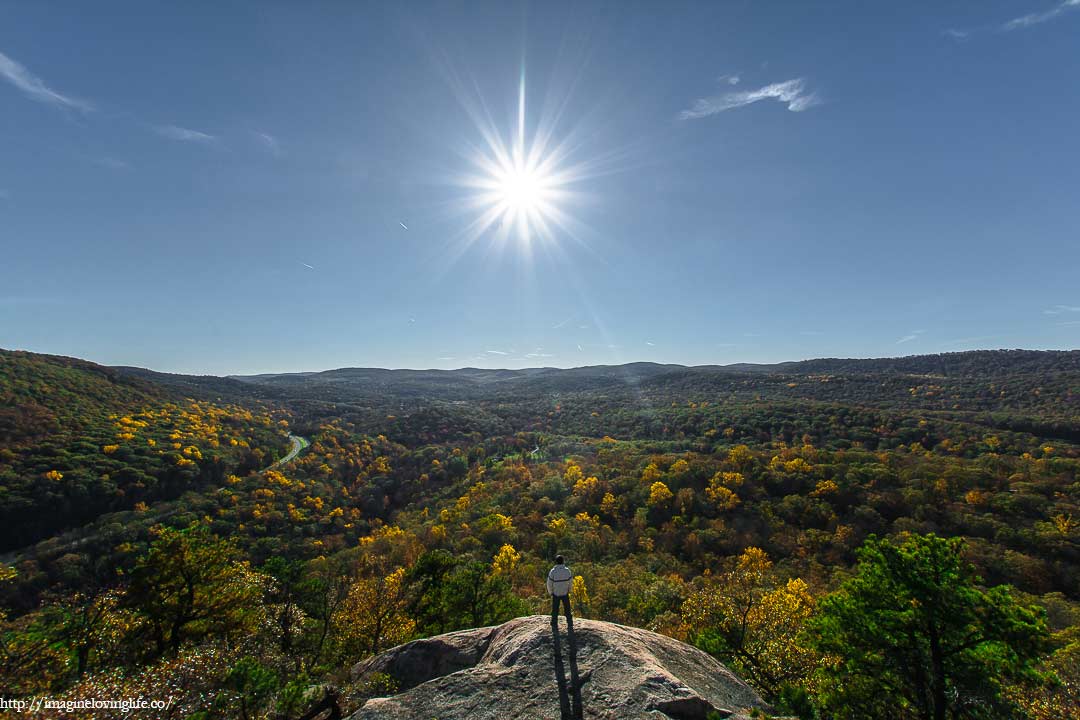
[491,544,521,577]
[600,492,618,516]
[570,575,590,616]
[573,475,600,498]
[706,484,740,511]
[334,567,415,659]
[647,481,674,507]
[726,445,754,469]
[564,462,584,485]
[682,547,819,697]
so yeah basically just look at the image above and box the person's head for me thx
[555,555,565,565]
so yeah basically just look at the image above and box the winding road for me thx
[265,433,310,470]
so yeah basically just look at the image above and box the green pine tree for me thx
[810,533,1050,720]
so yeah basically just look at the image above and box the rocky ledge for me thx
[348,615,770,719]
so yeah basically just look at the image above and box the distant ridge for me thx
[221,349,1080,385]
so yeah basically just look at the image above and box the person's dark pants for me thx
[551,594,574,653]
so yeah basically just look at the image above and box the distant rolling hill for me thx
[109,350,1080,444]
[14,346,1077,435]
[197,349,1080,406]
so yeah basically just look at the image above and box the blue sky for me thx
[1,1,1078,374]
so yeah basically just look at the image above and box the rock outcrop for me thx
[348,615,770,719]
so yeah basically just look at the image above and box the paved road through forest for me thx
[266,433,309,470]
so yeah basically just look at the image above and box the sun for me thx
[467,137,567,248]
[455,71,585,250]
[497,163,551,215]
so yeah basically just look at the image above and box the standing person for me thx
[548,555,582,719]
[547,555,574,632]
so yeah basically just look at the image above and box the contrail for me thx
[399,222,408,230]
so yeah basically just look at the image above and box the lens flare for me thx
[456,69,584,251]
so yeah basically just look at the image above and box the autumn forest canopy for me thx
[0,347,1078,719]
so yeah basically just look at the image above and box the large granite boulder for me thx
[348,615,770,719]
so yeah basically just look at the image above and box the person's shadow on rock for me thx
[551,616,584,720]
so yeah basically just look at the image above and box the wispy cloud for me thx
[254,131,280,155]
[718,73,740,86]
[943,28,970,40]
[1002,0,1080,30]
[680,78,820,120]
[0,50,92,111]
[896,329,926,344]
[484,350,509,356]
[155,125,216,144]
[1044,305,1080,315]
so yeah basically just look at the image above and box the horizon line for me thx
[3,345,1076,379]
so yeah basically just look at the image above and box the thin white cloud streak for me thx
[484,350,509,356]
[896,329,926,344]
[1002,0,1080,30]
[155,125,216,144]
[680,78,820,119]
[0,50,92,111]
[254,131,280,155]
[1044,305,1080,315]
[552,316,574,329]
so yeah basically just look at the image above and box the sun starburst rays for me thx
[454,74,588,253]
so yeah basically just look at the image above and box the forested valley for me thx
[1,348,1077,719]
